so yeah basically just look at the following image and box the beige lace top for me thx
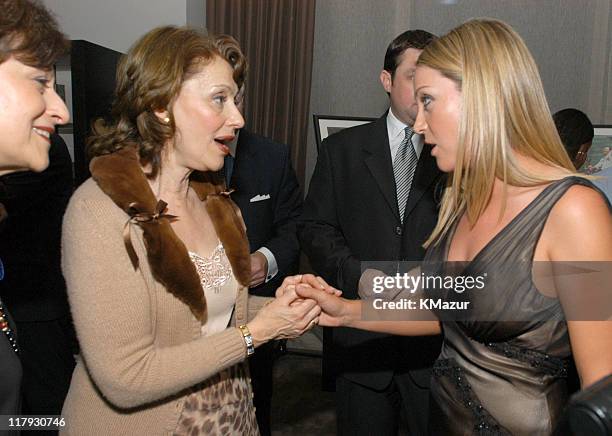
[188,242,237,336]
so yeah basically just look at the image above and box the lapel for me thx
[89,146,251,323]
[403,143,440,220]
[363,116,400,222]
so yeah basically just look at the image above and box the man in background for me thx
[553,108,594,171]
[299,30,442,435]
[224,81,303,435]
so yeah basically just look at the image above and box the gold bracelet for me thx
[238,325,255,356]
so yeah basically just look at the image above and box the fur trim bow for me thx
[89,146,251,322]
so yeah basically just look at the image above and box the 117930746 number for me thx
[1,415,67,430]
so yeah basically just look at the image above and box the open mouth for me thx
[214,135,235,154]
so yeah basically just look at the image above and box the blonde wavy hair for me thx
[419,18,577,247]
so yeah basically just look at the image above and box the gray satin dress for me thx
[423,177,609,435]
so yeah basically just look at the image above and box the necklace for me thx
[0,298,19,354]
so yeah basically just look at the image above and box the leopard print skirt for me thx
[173,362,259,435]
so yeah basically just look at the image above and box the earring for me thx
[163,117,170,123]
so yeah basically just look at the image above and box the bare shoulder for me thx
[544,183,612,260]
[549,184,610,223]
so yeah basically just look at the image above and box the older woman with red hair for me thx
[60,27,327,435]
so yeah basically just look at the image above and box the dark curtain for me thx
[206,0,316,187]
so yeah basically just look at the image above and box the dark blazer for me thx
[299,115,443,389]
[228,128,303,297]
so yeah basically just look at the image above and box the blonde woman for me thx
[296,19,612,435]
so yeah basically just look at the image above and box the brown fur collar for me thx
[89,145,251,323]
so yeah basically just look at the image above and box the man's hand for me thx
[250,251,268,287]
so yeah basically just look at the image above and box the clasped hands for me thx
[271,269,394,330]
[247,274,345,346]
[248,268,435,348]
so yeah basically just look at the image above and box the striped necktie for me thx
[393,126,418,223]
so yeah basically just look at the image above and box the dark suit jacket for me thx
[228,128,303,297]
[299,115,443,390]
[0,133,74,321]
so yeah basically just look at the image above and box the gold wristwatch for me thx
[238,325,255,356]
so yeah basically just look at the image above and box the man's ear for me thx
[578,141,592,155]
[574,141,592,169]
[380,69,392,93]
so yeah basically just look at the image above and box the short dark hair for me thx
[0,0,69,70]
[383,29,436,76]
[553,108,594,160]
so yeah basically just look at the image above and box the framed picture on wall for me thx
[583,125,612,174]
[313,115,376,151]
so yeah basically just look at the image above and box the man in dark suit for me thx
[0,133,77,435]
[224,88,303,436]
[299,30,442,435]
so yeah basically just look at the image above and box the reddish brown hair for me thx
[211,34,248,89]
[88,27,247,178]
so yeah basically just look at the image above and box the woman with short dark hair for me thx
[0,0,69,421]
[0,0,69,175]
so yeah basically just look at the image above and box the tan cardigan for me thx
[61,179,269,435]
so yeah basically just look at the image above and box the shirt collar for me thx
[387,107,408,142]
[386,108,423,158]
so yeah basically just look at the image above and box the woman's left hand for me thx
[248,286,322,345]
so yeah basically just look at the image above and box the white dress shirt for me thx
[386,108,423,161]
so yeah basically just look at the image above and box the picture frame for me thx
[584,125,612,174]
[313,115,376,151]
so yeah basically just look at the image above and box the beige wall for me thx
[43,0,206,53]
[305,0,612,188]
[42,0,612,187]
